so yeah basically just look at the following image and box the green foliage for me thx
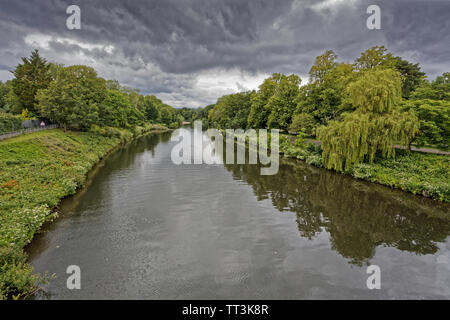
[0,113,22,134]
[196,104,215,125]
[266,74,301,131]
[100,89,146,128]
[89,125,133,140]
[280,134,449,202]
[296,52,355,126]
[247,74,280,128]
[0,124,168,299]
[318,69,420,172]
[280,135,323,166]
[159,104,182,128]
[101,89,130,127]
[411,72,450,101]
[178,107,197,123]
[0,81,10,112]
[354,45,396,71]
[401,99,450,147]
[0,129,123,298]
[289,113,317,135]
[37,65,107,130]
[143,96,161,122]
[347,68,402,113]
[309,50,338,84]
[9,50,181,133]
[393,56,426,99]
[209,92,252,129]
[0,244,44,300]
[351,151,449,202]
[10,50,51,116]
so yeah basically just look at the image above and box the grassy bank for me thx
[0,125,167,299]
[279,135,450,203]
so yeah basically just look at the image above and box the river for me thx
[27,126,450,299]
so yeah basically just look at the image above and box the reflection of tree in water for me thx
[102,132,172,173]
[224,158,450,266]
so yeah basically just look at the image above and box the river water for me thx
[28,127,450,299]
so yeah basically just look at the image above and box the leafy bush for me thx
[306,154,323,167]
[401,99,450,148]
[289,113,317,136]
[89,125,133,141]
[349,151,449,202]
[0,113,22,134]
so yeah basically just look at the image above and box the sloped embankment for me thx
[0,127,162,299]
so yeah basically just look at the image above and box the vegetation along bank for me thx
[202,46,449,203]
[0,50,179,299]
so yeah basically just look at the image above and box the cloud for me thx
[0,0,449,108]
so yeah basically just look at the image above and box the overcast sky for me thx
[0,0,449,108]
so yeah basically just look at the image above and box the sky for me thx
[0,0,449,108]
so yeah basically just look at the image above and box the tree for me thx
[317,69,419,172]
[0,81,9,112]
[289,113,317,136]
[100,89,131,128]
[247,74,280,128]
[11,50,51,116]
[393,57,426,99]
[143,95,160,122]
[401,99,450,147]
[178,107,196,122]
[158,104,182,128]
[105,79,121,91]
[266,74,301,131]
[209,92,252,129]
[309,50,338,84]
[36,65,107,130]
[296,52,355,126]
[354,46,395,71]
[411,72,450,101]
[195,104,214,125]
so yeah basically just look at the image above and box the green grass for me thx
[0,125,166,299]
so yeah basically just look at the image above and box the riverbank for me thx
[279,135,450,203]
[0,125,168,299]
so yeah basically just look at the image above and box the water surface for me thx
[28,127,450,299]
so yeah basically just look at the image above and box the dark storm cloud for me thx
[0,0,449,107]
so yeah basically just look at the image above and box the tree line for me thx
[206,46,449,172]
[0,50,183,132]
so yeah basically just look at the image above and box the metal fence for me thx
[0,124,59,141]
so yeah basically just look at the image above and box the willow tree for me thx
[317,69,419,172]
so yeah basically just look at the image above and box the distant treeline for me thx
[0,50,183,132]
[178,104,215,125]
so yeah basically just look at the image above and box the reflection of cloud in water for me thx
[171,126,223,165]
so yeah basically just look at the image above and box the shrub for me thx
[0,113,22,134]
[289,113,317,136]
[306,154,323,167]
